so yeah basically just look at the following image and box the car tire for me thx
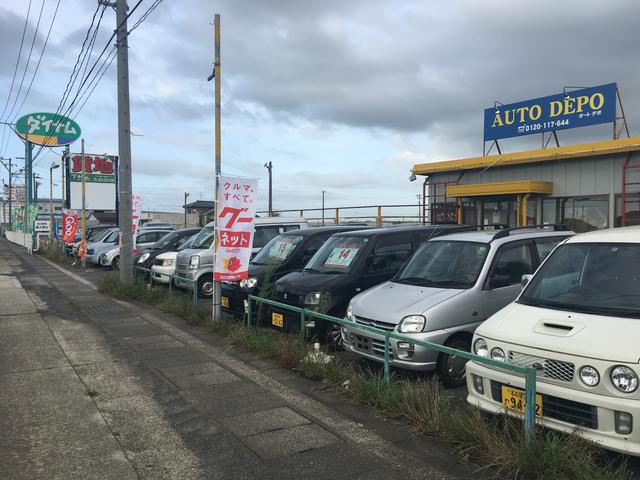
[437,337,471,388]
[112,257,119,270]
[319,312,344,351]
[198,276,214,298]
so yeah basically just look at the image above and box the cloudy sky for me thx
[1,0,639,217]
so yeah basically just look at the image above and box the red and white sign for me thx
[132,193,144,248]
[214,175,258,281]
[62,209,78,243]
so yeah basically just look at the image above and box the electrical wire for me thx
[129,0,163,33]
[0,0,33,157]
[71,48,117,119]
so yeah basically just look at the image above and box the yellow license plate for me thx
[502,386,543,417]
[221,296,229,308]
[272,312,284,328]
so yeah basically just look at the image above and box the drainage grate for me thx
[81,303,124,313]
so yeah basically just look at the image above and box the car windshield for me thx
[88,228,108,241]
[304,235,368,274]
[151,232,179,249]
[190,226,215,249]
[393,241,489,289]
[177,234,197,251]
[252,234,305,265]
[91,229,112,242]
[103,230,119,243]
[519,243,640,319]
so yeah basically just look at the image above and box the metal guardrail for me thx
[247,294,538,442]
[134,266,199,307]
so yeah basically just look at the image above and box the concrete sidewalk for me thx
[0,238,471,479]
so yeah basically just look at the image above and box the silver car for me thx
[85,228,120,264]
[342,225,573,387]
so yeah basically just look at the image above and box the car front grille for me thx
[352,334,393,359]
[508,351,575,382]
[275,290,305,307]
[490,381,598,429]
[354,315,396,332]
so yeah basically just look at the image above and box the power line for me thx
[13,0,62,120]
[5,0,47,122]
[129,0,163,33]
[0,0,33,158]
[72,48,117,118]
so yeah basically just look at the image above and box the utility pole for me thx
[264,161,273,216]
[108,0,134,283]
[184,192,190,227]
[24,135,30,247]
[322,190,325,226]
[0,157,13,230]
[49,162,59,239]
[33,173,42,201]
[416,194,422,220]
[212,14,222,323]
[62,145,69,209]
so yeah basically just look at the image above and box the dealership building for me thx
[412,84,639,232]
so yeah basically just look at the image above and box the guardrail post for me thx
[192,280,198,308]
[377,206,382,226]
[524,369,537,444]
[335,208,339,224]
[148,269,153,288]
[383,332,391,388]
[299,310,306,346]
[247,297,252,328]
[168,276,172,293]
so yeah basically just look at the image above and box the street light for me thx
[50,163,59,240]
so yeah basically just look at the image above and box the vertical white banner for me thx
[214,175,258,281]
[132,193,144,248]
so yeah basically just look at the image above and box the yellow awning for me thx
[412,136,640,175]
[446,180,553,197]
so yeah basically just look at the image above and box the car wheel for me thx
[321,319,344,351]
[198,276,214,298]
[112,257,119,270]
[437,337,471,388]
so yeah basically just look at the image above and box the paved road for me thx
[0,238,473,480]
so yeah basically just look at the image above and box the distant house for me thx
[184,200,216,226]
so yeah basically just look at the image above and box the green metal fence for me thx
[247,294,538,442]
[134,266,199,307]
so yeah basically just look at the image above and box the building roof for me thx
[185,200,215,209]
[412,136,640,176]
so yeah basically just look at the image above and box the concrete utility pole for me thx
[0,157,13,229]
[114,0,134,283]
[49,162,59,239]
[24,135,30,247]
[62,145,69,208]
[81,139,86,245]
[264,161,273,216]
[184,192,190,228]
[212,14,222,322]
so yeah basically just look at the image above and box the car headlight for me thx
[398,315,426,333]
[137,252,150,263]
[189,255,200,269]
[473,338,488,357]
[611,366,638,393]
[240,277,258,289]
[163,259,174,267]
[490,347,506,362]
[345,303,354,321]
[579,366,600,387]
[304,291,322,305]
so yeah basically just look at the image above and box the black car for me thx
[221,226,371,316]
[135,228,201,269]
[269,224,469,346]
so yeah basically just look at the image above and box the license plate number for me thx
[502,386,543,417]
[272,312,284,328]
[221,296,229,308]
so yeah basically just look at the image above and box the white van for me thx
[466,226,640,455]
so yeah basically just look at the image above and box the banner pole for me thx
[212,13,222,323]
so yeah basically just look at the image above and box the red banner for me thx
[62,209,78,243]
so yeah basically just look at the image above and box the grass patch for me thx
[94,272,632,480]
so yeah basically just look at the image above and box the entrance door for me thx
[482,198,518,227]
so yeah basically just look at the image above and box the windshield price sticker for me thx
[324,244,361,268]
[269,238,296,260]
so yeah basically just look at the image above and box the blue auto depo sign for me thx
[483,83,617,141]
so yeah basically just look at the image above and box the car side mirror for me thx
[521,274,533,290]
[489,274,511,289]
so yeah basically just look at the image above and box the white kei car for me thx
[467,226,640,455]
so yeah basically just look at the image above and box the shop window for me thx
[542,196,609,233]
[615,194,640,227]
[462,199,477,225]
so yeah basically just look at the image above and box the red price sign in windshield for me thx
[62,209,78,243]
